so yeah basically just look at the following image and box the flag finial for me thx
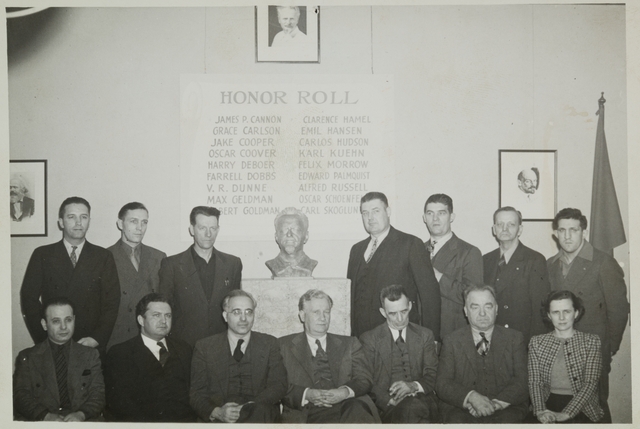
[596,92,606,115]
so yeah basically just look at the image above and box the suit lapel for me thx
[563,257,590,290]
[291,333,314,382]
[212,249,227,303]
[35,342,60,405]
[249,335,267,395]
[51,241,74,286]
[489,327,507,374]
[326,334,345,385]
[432,234,459,270]
[180,248,207,302]
[406,325,421,377]
[133,335,162,375]
[379,327,393,378]
[461,328,479,376]
[137,243,155,281]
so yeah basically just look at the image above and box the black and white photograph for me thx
[256,5,319,62]
[2,2,637,426]
[499,150,557,221]
[9,159,47,237]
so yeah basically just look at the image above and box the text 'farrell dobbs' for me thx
[219,91,359,105]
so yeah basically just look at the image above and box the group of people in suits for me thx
[14,191,629,423]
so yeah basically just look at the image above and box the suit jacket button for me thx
[505,324,509,328]
[504,305,509,309]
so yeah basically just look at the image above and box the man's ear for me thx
[41,319,47,332]
[450,213,456,223]
[188,225,195,237]
[137,315,144,328]
[117,219,124,231]
[379,307,387,319]
[222,311,228,323]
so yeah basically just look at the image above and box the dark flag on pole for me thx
[589,92,626,255]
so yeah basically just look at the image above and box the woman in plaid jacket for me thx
[528,290,604,423]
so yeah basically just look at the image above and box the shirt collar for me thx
[306,333,327,356]
[228,330,251,353]
[141,332,166,349]
[430,231,453,255]
[63,238,86,257]
[470,325,494,343]
[370,226,391,244]
[500,239,519,264]
[388,325,406,341]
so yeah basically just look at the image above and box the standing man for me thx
[14,298,105,421]
[107,202,166,350]
[10,174,35,221]
[159,206,242,347]
[547,208,629,422]
[423,193,483,338]
[436,284,529,423]
[279,289,379,423]
[20,197,120,354]
[483,207,550,343]
[190,290,287,423]
[360,284,439,423]
[348,192,440,339]
[104,293,195,422]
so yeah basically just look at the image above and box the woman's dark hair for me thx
[540,290,585,326]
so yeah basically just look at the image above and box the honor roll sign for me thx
[180,75,394,241]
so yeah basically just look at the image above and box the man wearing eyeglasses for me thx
[158,206,242,347]
[190,290,287,423]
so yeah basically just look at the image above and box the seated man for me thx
[279,289,379,423]
[104,293,196,422]
[13,298,105,421]
[360,284,439,423]
[436,284,529,423]
[190,290,287,423]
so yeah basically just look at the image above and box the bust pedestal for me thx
[241,278,351,337]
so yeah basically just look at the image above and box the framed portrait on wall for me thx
[10,160,48,237]
[499,150,557,221]
[255,5,320,63]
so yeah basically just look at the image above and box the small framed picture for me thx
[499,150,557,221]
[256,5,320,63]
[10,160,48,237]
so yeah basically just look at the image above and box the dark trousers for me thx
[307,397,376,423]
[381,393,439,423]
[444,405,527,423]
[236,402,279,423]
[546,393,596,424]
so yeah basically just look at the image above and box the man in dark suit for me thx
[20,197,120,355]
[279,289,379,423]
[423,193,483,338]
[107,202,166,350]
[348,192,440,339]
[483,206,550,343]
[190,290,287,423]
[360,284,439,423]
[104,293,195,422]
[10,174,35,221]
[14,298,105,421]
[436,284,529,423]
[547,208,629,422]
[158,206,242,347]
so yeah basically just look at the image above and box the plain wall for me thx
[7,5,631,422]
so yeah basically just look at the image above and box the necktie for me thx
[54,345,71,408]
[498,254,506,268]
[396,330,404,345]
[315,339,326,358]
[427,240,437,259]
[476,332,489,357]
[233,339,244,362]
[70,246,78,268]
[157,341,169,366]
[131,246,139,271]
[366,239,378,263]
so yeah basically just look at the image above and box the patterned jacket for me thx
[528,330,603,422]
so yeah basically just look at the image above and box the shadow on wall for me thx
[7,7,66,67]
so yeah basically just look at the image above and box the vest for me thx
[390,339,412,382]
[227,342,254,402]
[312,349,334,390]
[471,348,499,398]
